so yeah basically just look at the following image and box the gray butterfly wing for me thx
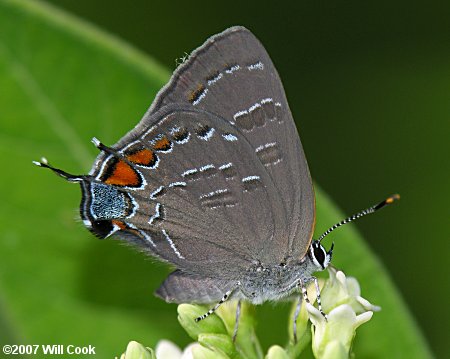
[88,27,314,284]
[90,104,288,278]
[156,270,235,304]
[146,26,315,261]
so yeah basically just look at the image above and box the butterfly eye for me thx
[310,241,327,269]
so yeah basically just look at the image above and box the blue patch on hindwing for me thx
[90,182,134,220]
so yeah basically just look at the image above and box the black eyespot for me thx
[313,244,326,268]
[90,220,114,239]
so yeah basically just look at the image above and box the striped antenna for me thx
[317,194,400,243]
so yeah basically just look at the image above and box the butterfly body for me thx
[237,258,319,304]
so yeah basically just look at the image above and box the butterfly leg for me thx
[293,279,312,343]
[232,299,242,342]
[312,276,327,320]
[195,289,233,322]
[293,278,328,343]
[293,293,302,344]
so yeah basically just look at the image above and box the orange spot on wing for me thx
[127,149,155,166]
[104,160,140,186]
[153,136,171,151]
[112,220,126,230]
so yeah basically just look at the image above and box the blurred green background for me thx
[0,0,448,358]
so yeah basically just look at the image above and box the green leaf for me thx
[0,0,175,357]
[0,1,432,358]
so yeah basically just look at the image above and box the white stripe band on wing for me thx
[162,229,184,259]
[242,175,261,182]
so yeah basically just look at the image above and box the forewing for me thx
[89,26,315,276]
[147,26,315,260]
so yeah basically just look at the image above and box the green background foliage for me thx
[0,0,447,357]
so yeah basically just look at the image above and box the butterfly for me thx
[35,26,398,341]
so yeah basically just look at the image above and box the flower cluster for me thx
[119,268,379,359]
[305,268,380,359]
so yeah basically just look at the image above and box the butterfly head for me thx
[309,240,334,270]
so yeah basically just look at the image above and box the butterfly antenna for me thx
[317,194,400,243]
[33,157,84,183]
